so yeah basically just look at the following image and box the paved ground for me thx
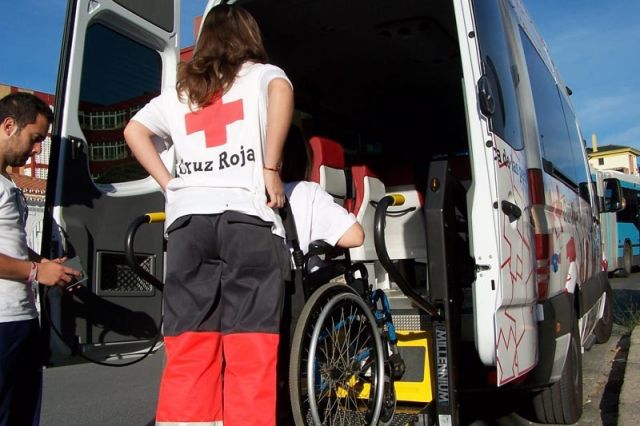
[41,351,161,425]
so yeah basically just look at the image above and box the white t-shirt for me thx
[0,175,37,322]
[132,62,292,238]
[285,181,357,254]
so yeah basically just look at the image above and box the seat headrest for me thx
[351,165,378,215]
[309,137,345,183]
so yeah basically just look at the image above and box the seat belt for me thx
[279,197,304,272]
[278,198,305,342]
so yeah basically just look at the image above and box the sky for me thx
[0,0,638,149]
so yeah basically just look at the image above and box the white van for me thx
[43,0,619,424]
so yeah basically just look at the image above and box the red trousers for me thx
[156,332,280,425]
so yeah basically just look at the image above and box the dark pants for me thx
[156,212,289,426]
[0,318,42,426]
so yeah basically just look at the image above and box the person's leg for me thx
[156,215,224,426]
[0,319,42,426]
[9,319,42,426]
[157,332,222,424]
[219,212,287,426]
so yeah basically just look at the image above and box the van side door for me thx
[465,0,538,384]
[43,0,178,364]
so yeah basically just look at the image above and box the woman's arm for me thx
[263,78,294,209]
[124,121,173,191]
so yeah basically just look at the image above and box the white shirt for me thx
[0,175,37,322]
[285,181,357,254]
[132,62,292,238]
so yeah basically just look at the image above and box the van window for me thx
[559,96,591,200]
[472,0,524,150]
[520,28,581,189]
[77,23,162,184]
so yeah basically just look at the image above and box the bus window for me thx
[618,187,640,223]
[603,178,623,212]
[77,23,162,184]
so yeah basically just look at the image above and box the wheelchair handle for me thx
[387,193,405,206]
[124,213,166,291]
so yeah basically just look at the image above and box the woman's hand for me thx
[264,168,285,208]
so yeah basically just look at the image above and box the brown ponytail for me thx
[177,4,268,109]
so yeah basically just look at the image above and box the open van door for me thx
[42,0,179,364]
[463,0,538,385]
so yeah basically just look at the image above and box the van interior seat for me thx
[349,164,386,262]
[308,136,350,208]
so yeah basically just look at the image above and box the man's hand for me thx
[36,260,82,287]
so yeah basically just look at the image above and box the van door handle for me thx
[501,200,522,222]
[68,136,86,161]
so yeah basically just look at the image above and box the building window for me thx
[598,158,604,165]
[78,109,128,130]
[89,140,129,161]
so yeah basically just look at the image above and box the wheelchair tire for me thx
[289,282,355,425]
[289,282,385,425]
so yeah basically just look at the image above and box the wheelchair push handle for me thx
[387,193,405,206]
[124,212,166,291]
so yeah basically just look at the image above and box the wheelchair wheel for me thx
[289,282,385,425]
[289,282,355,425]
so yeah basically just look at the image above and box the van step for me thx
[389,412,420,425]
[302,410,419,425]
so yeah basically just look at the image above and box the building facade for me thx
[587,134,640,176]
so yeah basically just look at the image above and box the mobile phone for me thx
[62,256,87,292]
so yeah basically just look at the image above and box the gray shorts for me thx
[163,212,290,337]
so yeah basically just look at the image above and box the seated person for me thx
[285,180,363,255]
[276,126,364,424]
[281,125,364,254]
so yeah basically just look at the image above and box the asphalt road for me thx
[40,273,638,426]
[41,349,162,426]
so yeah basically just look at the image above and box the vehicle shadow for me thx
[598,332,630,426]
[600,287,639,425]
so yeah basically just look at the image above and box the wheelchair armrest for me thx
[307,240,334,256]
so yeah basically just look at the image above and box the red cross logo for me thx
[185,97,244,148]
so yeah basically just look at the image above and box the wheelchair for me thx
[281,191,444,426]
[285,247,398,426]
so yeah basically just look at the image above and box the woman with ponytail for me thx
[124,5,293,425]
